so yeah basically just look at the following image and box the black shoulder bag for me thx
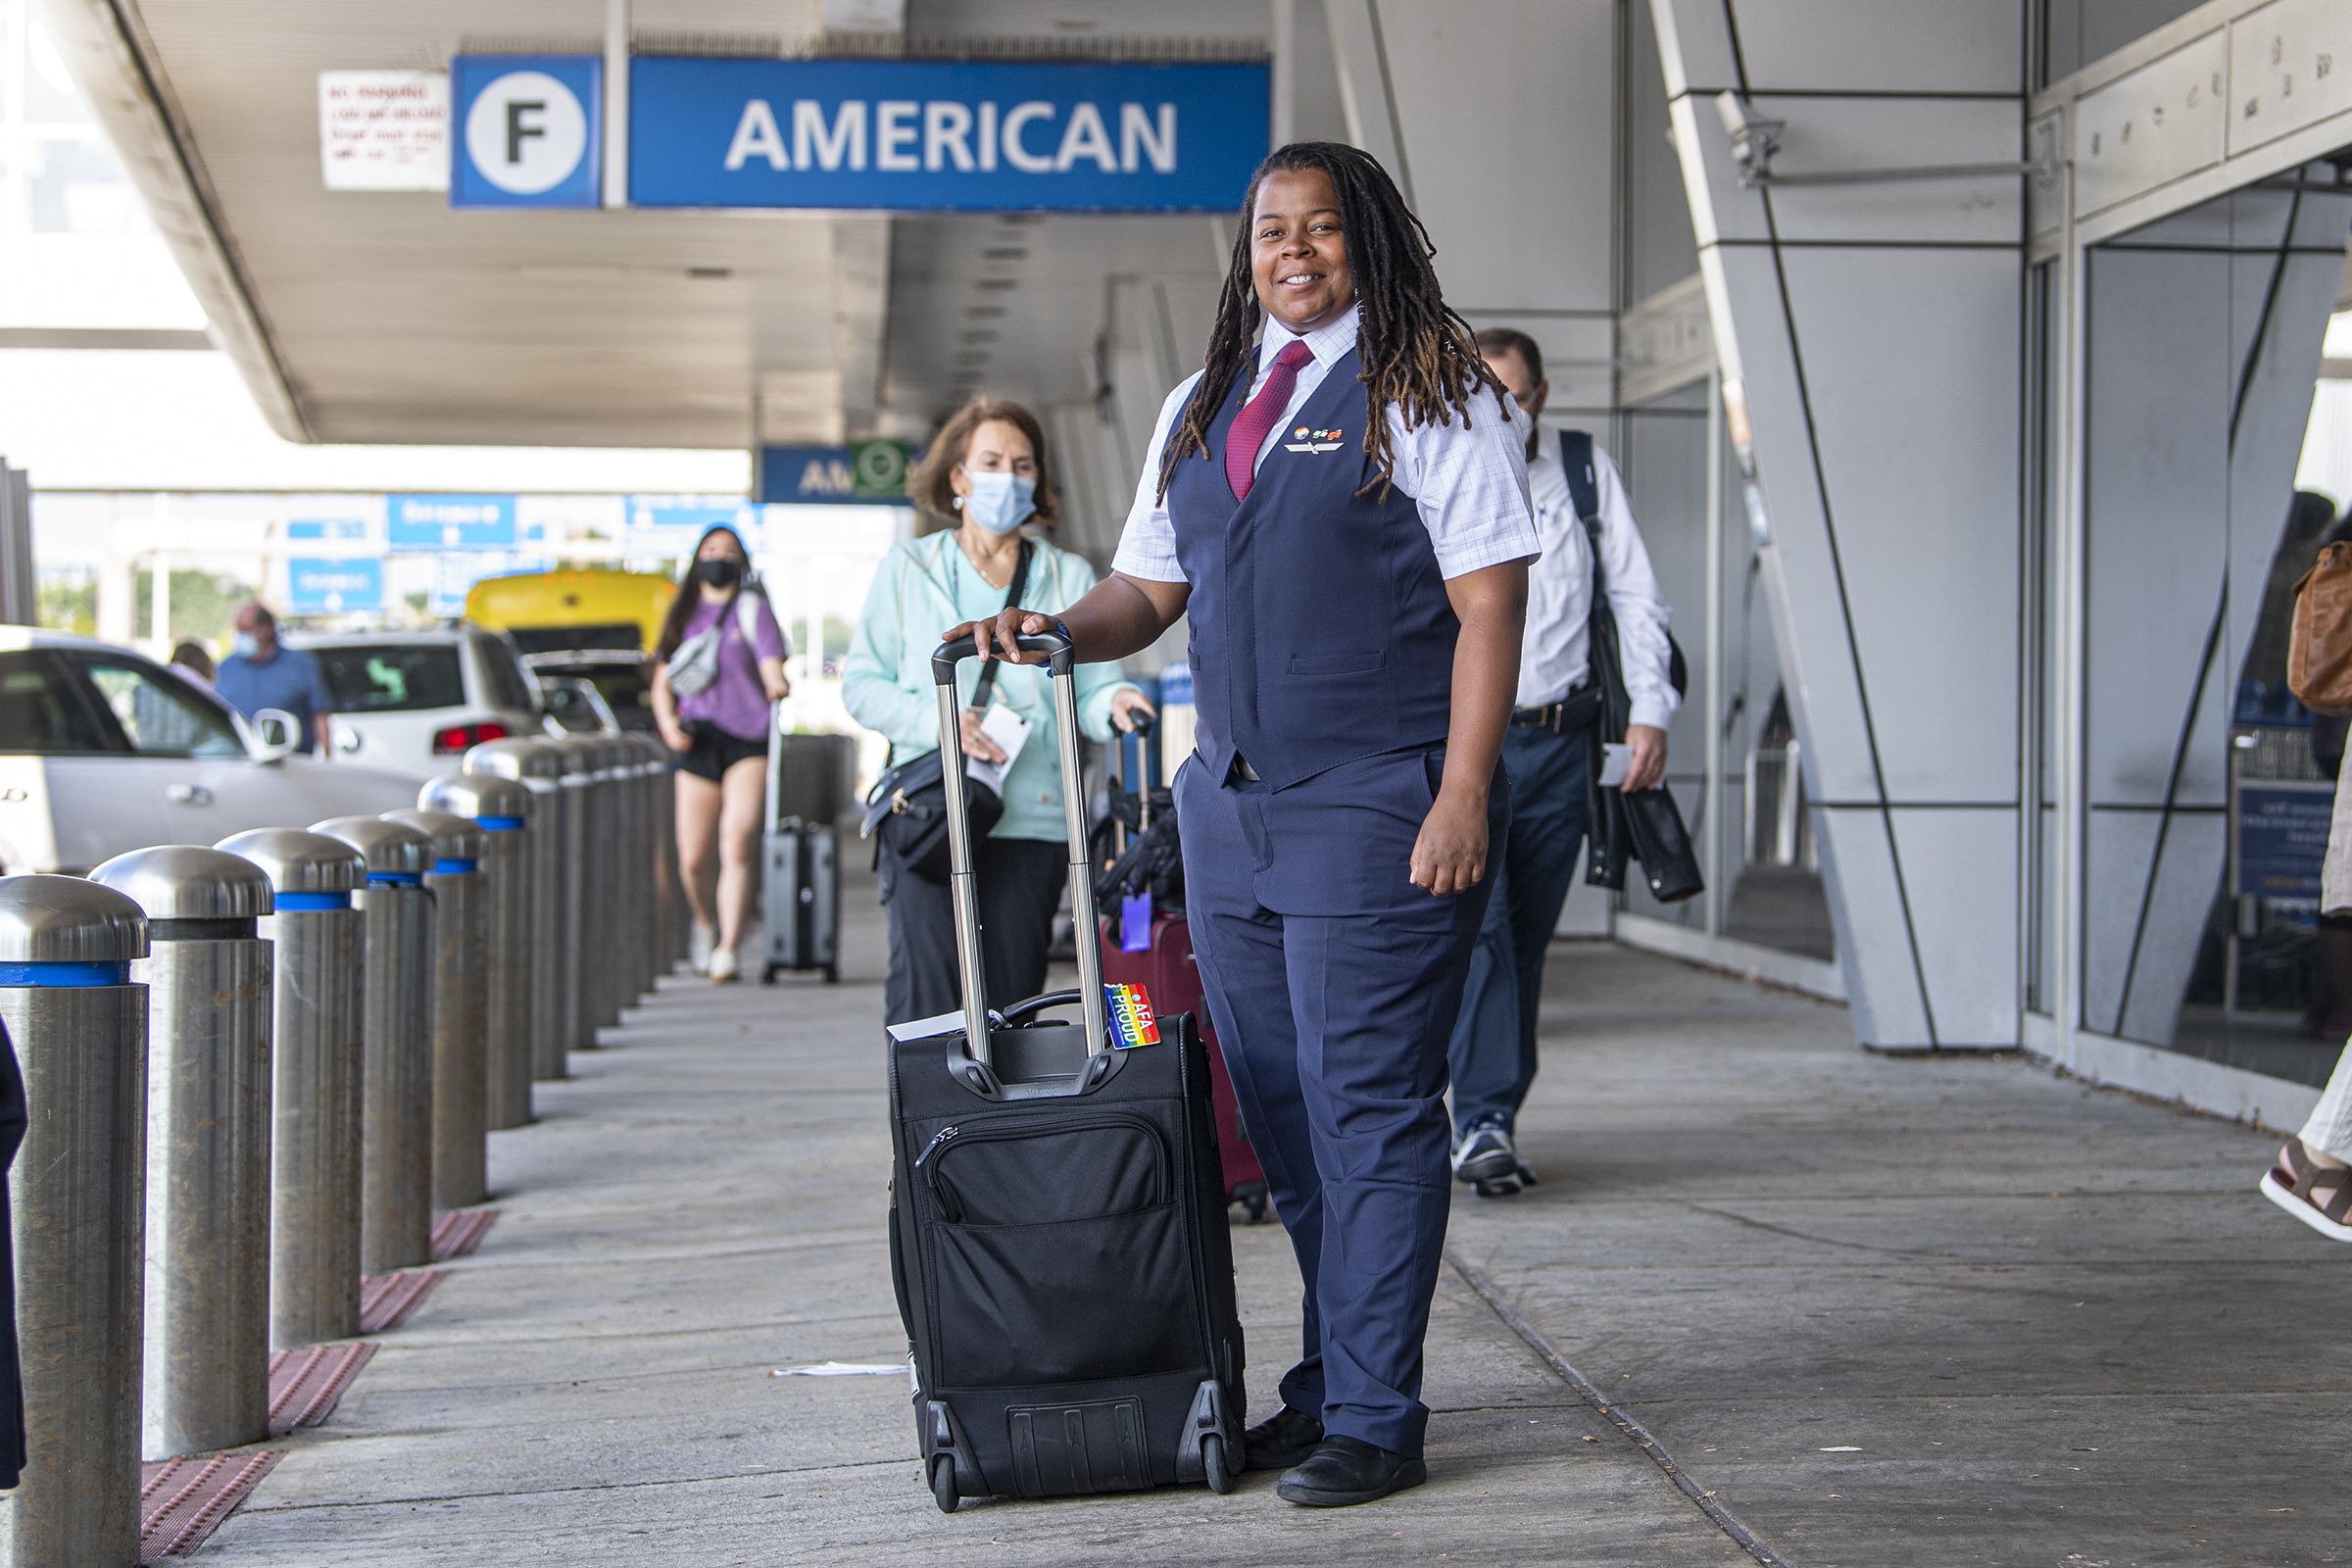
[861,540,1032,884]
[1563,430,1704,905]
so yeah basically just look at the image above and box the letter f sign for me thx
[505,99,548,164]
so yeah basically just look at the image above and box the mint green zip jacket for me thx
[842,531,1135,843]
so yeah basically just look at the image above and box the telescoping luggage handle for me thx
[929,631,1108,1068]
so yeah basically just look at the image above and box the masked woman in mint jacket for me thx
[844,397,1153,1026]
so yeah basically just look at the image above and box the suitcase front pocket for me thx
[915,1111,1198,1386]
[917,1113,1169,1226]
[929,1203,1197,1385]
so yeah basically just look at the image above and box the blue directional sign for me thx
[625,497,762,554]
[452,56,602,209]
[433,552,555,616]
[287,558,384,615]
[285,517,372,544]
[388,494,517,552]
[630,58,1269,212]
[756,442,913,506]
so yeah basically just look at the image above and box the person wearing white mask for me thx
[1445,327,1680,1198]
[843,397,1154,1024]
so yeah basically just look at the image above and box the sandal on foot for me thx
[2260,1137,2352,1242]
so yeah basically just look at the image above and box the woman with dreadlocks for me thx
[949,142,1537,1507]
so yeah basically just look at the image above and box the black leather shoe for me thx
[1275,1436,1428,1507]
[1242,1405,1324,1472]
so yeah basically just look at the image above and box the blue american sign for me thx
[629,57,1269,213]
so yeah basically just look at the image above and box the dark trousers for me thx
[1176,748,1501,1458]
[879,835,1065,1027]
[1446,723,1592,1139]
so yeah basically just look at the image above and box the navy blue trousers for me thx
[1446,723,1592,1139]
[1176,747,1501,1457]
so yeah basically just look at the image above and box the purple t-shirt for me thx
[673,593,790,742]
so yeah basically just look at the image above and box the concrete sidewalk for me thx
[193,880,2345,1567]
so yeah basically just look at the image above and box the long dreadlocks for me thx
[1155,141,1502,503]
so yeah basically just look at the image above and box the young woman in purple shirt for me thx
[650,525,792,982]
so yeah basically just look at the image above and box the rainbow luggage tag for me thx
[1104,983,1162,1051]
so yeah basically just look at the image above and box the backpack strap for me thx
[1559,429,1601,527]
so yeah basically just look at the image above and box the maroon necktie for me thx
[1225,339,1317,503]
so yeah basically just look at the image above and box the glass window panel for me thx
[26,131,136,234]
[73,655,244,759]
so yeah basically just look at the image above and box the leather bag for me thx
[2289,541,2352,717]
[1561,430,1704,905]
[862,541,1031,883]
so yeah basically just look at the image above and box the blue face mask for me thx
[231,633,259,659]
[959,470,1037,535]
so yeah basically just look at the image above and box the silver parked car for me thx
[0,628,418,873]
[304,624,551,779]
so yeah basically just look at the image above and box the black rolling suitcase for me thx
[886,631,1246,1513]
[761,708,841,984]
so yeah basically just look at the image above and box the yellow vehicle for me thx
[465,568,675,656]
[465,568,677,733]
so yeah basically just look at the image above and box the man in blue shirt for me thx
[213,601,335,755]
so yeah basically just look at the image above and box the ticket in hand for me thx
[1105,983,1161,1050]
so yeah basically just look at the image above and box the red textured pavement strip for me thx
[139,1450,283,1562]
[429,1206,499,1260]
[359,1268,444,1333]
[266,1342,376,1433]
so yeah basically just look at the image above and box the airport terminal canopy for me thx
[39,0,1273,464]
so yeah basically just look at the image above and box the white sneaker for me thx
[709,946,740,984]
[690,923,715,976]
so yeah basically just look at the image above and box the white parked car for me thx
[304,625,550,778]
[0,628,419,874]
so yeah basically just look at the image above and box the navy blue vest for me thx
[1167,347,1458,789]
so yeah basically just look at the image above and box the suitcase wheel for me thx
[1236,1183,1272,1225]
[930,1454,959,1514]
[825,961,840,984]
[760,964,778,986]
[1202,1433,1234,1494]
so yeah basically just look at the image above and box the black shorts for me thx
[678,724,765,782]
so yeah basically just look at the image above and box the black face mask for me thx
[696,558,744,589]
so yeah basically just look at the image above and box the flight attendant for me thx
[952,141,1537,1507]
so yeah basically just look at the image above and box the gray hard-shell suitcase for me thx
[760,709,841,985]
[886,630,1246,1513]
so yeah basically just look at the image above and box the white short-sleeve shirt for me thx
[1109,305,1540,583]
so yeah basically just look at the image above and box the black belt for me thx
[1227,754,1262,783]
[1512,685,1602,735]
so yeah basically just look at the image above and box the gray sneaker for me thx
[1451,1118,1519,1187]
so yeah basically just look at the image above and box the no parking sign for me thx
[452,56,601,208]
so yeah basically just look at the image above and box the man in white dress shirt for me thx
[1447,326,1680,1197]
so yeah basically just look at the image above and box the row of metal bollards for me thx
[0,729,683,1567]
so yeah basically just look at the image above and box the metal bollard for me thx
[311,816,435,1276]
[88,849,272,1463]
[420,773,534,1132]
[637,739,668,990]
[616,737,652,1004]
[584,736,626,1032]
[466,739,572,1079]
[599,735,643,1017]
[218,829,365,1349]
[384,808,487,1211]
[0,876,148,1567]
[648,733,689,969]
[564,737,611,1033]
[548,738,597,1052]
[634,739,662,997]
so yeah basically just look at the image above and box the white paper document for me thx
[1598,742,1632,789]
[964,704,1033,797]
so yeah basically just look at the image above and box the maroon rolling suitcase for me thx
[1101,912,1272,1224]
